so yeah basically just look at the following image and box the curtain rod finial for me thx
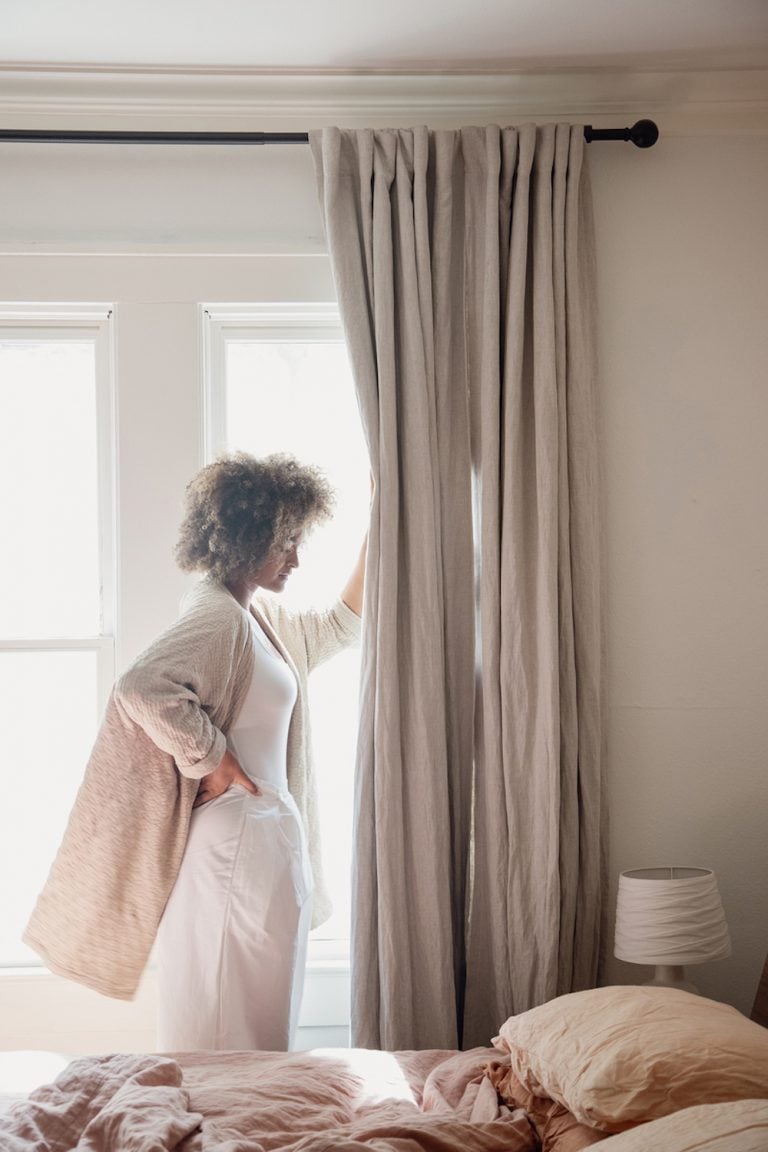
[630,119,659,148]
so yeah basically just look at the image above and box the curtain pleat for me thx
[311,124,602,1051]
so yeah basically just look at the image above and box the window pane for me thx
[0,650,99,965]
[0,340,101,638]
[226,339,369,940]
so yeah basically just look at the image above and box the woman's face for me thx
[250,535,302,593]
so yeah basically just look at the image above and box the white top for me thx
[228,613,298,792]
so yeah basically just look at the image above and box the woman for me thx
[24,452,365,1051]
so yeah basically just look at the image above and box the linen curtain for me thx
[310,124,602,1050]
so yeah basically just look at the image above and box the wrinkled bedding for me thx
[6,1044,764,1152]
[4,1042,767,1152]
[0,1048,547,1152]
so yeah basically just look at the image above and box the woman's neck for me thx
[223,579,257,609]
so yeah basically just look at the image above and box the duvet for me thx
[0,1046,596,1152]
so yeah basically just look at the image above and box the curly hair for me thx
[175,452,334,584]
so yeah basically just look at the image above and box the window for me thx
[203,303,368,952]
[0,305,115,967]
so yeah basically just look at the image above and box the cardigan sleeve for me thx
[260,596,362,673]
[113,596,249,779]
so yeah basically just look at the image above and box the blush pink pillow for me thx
[493,986,768,1133]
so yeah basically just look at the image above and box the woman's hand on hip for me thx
[193,749,260,808]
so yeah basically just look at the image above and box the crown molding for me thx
[0,65,766,134]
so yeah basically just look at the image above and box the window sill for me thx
[306,940,350,972]
[0,960,352,1053]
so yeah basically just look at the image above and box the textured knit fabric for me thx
[23,577,360,1000]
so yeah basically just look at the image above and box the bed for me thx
[2,984,768,1152]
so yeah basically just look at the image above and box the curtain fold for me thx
[310,124,602,1051]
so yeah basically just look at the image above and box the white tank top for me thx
[228,612,297,791]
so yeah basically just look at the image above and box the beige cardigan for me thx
[23,577,361,1000]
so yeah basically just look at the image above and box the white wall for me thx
[590,135,768,1008]
[1,119,766,1043]
[0,141,324,254]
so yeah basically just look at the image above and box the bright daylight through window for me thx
[0,310,114,966]
[205,305,369,951]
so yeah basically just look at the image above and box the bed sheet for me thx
[0,1047,547,1152]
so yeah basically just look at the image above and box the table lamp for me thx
[614,866,731,993]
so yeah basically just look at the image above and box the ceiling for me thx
[3,0,768,72]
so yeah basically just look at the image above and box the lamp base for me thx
[645,965,699,994]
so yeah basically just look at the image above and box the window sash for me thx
[0,637,116,717]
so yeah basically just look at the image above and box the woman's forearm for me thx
[340,532,368,617]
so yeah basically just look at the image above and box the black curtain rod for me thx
[0,119,659,148]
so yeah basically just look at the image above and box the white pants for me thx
[156,780,313,1051]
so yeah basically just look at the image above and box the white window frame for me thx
[0,304,116,709]
[201,301,355,973]
[0,303,117,896]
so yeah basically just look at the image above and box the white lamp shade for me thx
[614,867,731,967]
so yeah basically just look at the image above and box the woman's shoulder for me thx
[117,578,251,689]
[128,578,250,665]
[180,577,245,626]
